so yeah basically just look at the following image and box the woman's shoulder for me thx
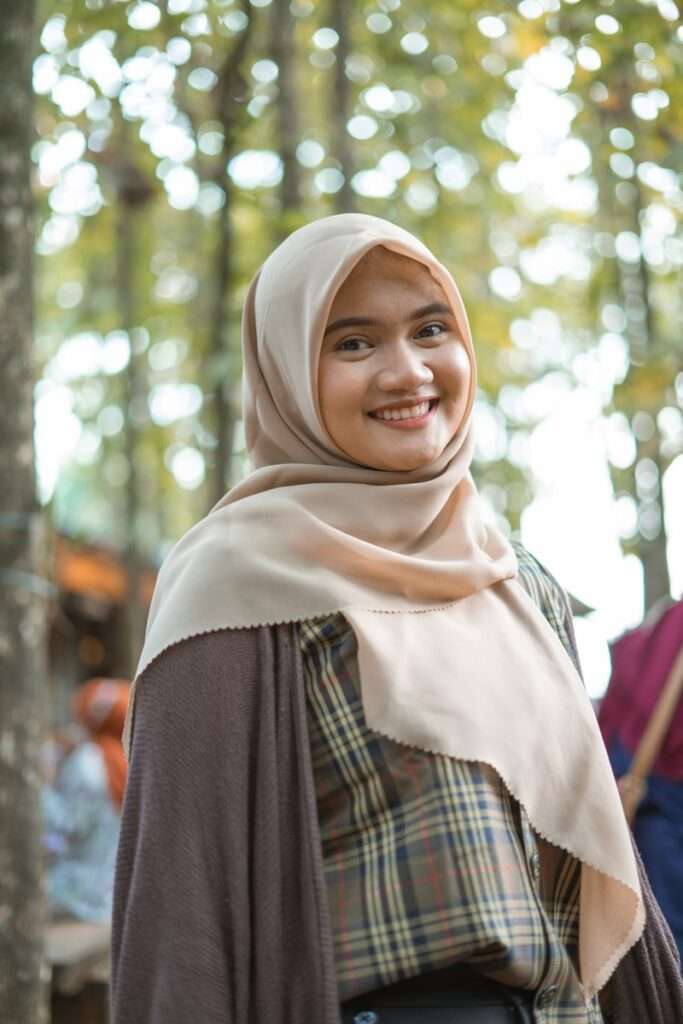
[143,621,295,671]
[510,540,570,616]
[133,622,298,716]
[510,540,583,677]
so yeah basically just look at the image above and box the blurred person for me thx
[44,677,130,922]
[599,598,683,963]
[111,215,683,1024]
[41,716,91,785]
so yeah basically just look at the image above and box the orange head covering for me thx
[74,678,130,810]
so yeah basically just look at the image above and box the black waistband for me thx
[340,963,535,1022]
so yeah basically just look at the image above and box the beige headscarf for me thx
[126,213,642,995]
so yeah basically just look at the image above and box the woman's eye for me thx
[417,322,446,339]
[336,337,370,352]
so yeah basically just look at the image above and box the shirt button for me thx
[529,852,540,880]
[353,1014,379,1024]
[537,984,559,1008]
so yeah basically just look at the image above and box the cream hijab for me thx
[126,213,642,995]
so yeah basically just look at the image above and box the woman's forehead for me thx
[348,244,432,278]
[330,247,447,312]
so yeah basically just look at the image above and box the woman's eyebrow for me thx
[324,302,454,338]
[409,302,453,320]
[324,316,376,337]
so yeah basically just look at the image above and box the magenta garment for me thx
[599,599,683,780]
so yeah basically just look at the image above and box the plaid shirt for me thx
[299,543,604,1023]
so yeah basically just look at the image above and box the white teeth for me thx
[374,401,431,421]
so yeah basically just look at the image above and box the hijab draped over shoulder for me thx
[125,213,643,995]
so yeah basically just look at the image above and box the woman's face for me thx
[318,247,472,472]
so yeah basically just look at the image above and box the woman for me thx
[44,677,129,922]
[111,215,682,1023]
[599,597,683,963]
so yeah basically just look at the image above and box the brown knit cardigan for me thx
[110,624,683,1024]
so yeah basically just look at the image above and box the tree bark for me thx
[620,176,671,610]
[116,183,146,674]
[330,0,354,213]
[208,177,237,506]
[208,0,253,503]
[270,0,301,233]
[0,1,49,1020]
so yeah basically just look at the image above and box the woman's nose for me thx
[375,343,434,391]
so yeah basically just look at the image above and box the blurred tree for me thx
[205,0,254,502]
[270,0,303,235]
[330,0,354,213]
[0,1,49,1021]
[113,128,156,671]
[27,0,683,618]
[559,2,683,609]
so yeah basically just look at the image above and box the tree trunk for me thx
[270,0,301,234]
[617,177,671,610]
[114,152,146,675]
[330,0,354,213]
[208,178,236,506]
[208,0,254,503]
[0,2,49,1021]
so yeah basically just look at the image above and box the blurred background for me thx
[29,0,682,697]
[2,0,683,1020]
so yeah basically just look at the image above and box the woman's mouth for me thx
[368,399,439,429]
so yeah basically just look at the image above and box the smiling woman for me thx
[319,246,472,471]
[111,214,683,1024]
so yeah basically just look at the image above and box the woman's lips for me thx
[368,399,439,429]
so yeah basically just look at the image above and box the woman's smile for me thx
[367,398,440,428]
[318,245,472,472]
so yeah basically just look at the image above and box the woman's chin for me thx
[364,446,443,473]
